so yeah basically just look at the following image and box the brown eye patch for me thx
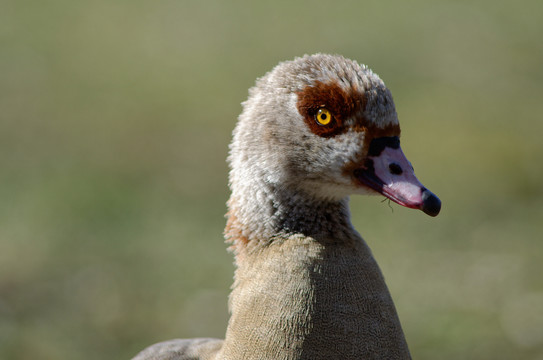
[296,81,365,138]
[296,79,401,152]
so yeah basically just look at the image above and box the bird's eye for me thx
[315,108,333,126]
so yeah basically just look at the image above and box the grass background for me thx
[1,0,542,359]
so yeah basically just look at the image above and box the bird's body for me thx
[133,54,440,360]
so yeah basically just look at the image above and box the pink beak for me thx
[354,137,441,217]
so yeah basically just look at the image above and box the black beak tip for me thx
[421,189,441,217]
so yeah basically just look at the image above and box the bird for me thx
[133,53,441,360]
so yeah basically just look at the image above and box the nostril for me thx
[389,163,403,175]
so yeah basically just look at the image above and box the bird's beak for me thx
[354,137,441,217]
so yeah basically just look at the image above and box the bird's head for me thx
[229,54,440,217]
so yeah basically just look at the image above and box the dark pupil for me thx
[320,114,327,120]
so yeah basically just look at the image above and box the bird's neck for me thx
[220,181,411,360]
[225,177,356,253]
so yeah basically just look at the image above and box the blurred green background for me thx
[1,0,542,359]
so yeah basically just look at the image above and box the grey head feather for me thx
[227,54,400,245]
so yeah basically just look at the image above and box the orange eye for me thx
[315,108,332,126]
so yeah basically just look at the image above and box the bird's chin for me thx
[301,179,357,201]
